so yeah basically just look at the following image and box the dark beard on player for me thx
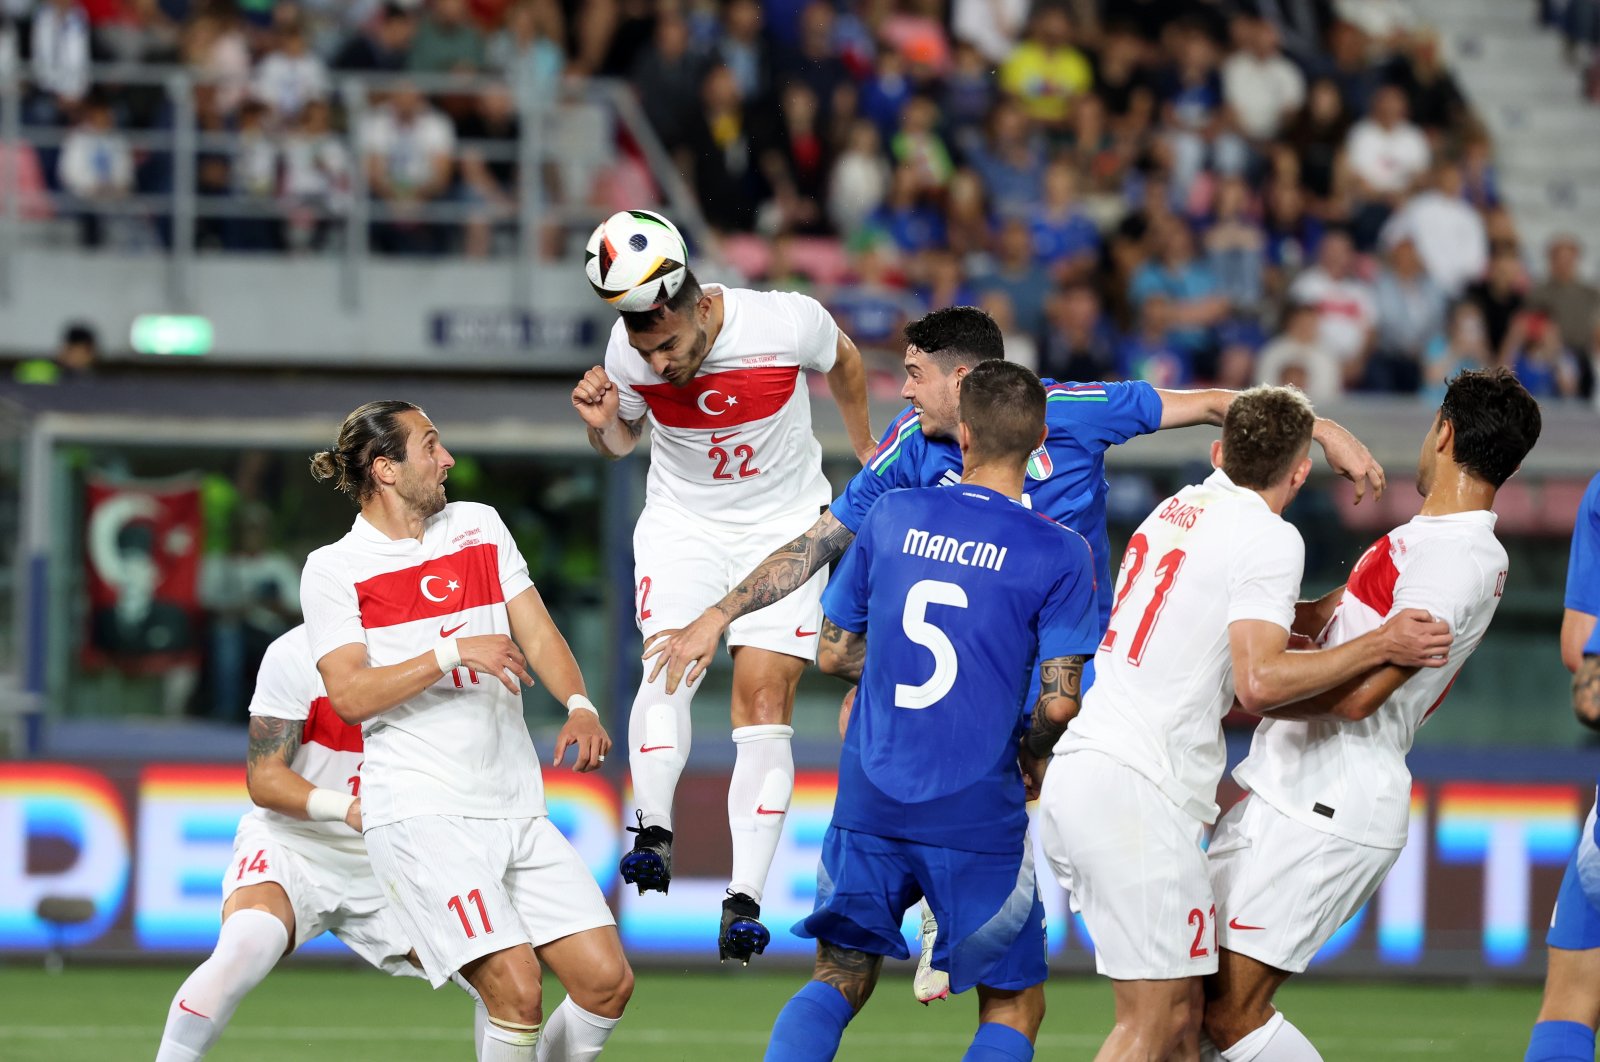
[398,476,447,520]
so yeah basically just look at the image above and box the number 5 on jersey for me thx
[1100,532,1187,666]
[896,579,968,709]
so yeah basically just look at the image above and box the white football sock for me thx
[727,724,795,903]
[627,672,696,831]
[536,997,621,1062]
[155,908,287,1061]
[451,972,490,1060]
[1221,1011,1323,1062]
[481,1018,541,1061]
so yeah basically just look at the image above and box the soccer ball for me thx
[584,209,689,312]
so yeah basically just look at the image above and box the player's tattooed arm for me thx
[586,415,645,460]
[816,618,866,683]
[1575,655,1600,732]
[1023,655,1087,758]
[245,716,318,820]
[814,940,883,1013]
[713,511,858,623]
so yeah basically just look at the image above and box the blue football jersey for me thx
[822,485,1100,854]
[831,379,1162,632]
[1568,473,1600,641]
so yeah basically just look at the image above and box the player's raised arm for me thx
[506,586,612,771]
[825,330,876,465]
[572,364,646,459]
[1156,387,1385,503]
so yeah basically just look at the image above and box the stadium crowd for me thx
[3,0,1600,400]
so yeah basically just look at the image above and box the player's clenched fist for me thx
[456,634,535,693]
[571,366,620,429]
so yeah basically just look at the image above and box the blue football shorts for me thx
[1548,794,1600,951]
[793,825,1047,994]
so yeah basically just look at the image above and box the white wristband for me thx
[434,637,461,673]
[306,787,356,823]
[566,693,598,717]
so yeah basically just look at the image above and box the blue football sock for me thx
[962,1022,1035,1062]
[1526,1020,1596,1061]
[764,980,856,1061]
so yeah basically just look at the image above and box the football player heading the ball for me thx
[572,209,875,964]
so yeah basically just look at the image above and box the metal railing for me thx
[0,64,717,311]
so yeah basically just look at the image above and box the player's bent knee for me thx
[570,957,634,1019]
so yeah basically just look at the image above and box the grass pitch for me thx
[0,964,1542,1060]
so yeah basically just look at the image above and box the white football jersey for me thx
[1057,469,1304,824]
[245,624,366,852]
[605,285,838,527]
[1236,510,1506,848]
[300,502,544,830]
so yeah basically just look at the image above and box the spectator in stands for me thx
[1530,235,1600,355]
[1117,295,1189,386]
[183,6,251,116]
[828,118,888,236]
[362,82,457,254]
[890,94,953,194]
[1345,83,1430,249]
[280,97,352,252]
[942,41,996,140]
[825,241,917,354]
[1380,160,1486,297]
[782,2,849,127]
[1222,13,1306,146]
[1421,300,1491,402]
[1464,244,1527,357]
[13,321,100,385]
[965,98,1045,220]
[1029,158,1099,285]
[1460,133,1500,210]
[864,161,946,255]
[681,64,758,232]
[942,167,993,266]
[1204,173,1266,314]
[1039,283,1117,381]
[199,502,300,721]
[1506,311,1582,399]
[1370,235,1444,393]
[1093,24,1156,136]
[410,0,487,73]
[26,0,91,126]
[715,0,771,103]
[1283,76,1351,208]
[632,9,702,152]
[1262,178,1324,294]
[1325,18,1380,118]
[334,1,417,72]
[226,98,284,251]
[916,247,977,312]
[252,17,328,122]
[489,0,565,111]
[458,84,521,257]
[58,93,133,248]
[976,217,1051,338]
[1129,220,1228,375]
[1289,228,1378,388]
[1161,23,1244,196]
[981,289,1037,371]
[1256,300,1341,402]
[1385,28,1467,137]
[999,3,1092,131]
[100,0,184,66]
[859,49,914,146]
[761,81,831,234]
[952,0,1025,66]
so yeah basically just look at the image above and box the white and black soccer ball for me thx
[584,209,689,312]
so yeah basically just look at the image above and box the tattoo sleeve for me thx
[813,939,883,1012]
[818,618,866,683]
[715,511,857,622]
[1576,656,1600,732]
[246,716,303,783]
[587,416,645,460]
[1024,655,1087,758]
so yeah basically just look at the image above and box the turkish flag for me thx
[83,477,204,673]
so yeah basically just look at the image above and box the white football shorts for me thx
[1208,793,1399,973]
[1038,749,1218,981]
[365,814,615,987]
[632,501,826,660]
[222,816,419,977]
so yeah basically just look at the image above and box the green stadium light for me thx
[130,314,214,356]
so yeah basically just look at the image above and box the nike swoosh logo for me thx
[710,431,740,444]
[1228,918,1266,931]
[638,744,675,753]
[440,622,467,638]
[795,627,818,638]
[755,806,786,815]
[178,999,211,1020]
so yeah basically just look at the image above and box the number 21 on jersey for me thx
[1100,532,1187,666]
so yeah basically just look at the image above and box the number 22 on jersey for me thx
[1099,532,1187,666]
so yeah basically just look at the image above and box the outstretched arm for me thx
[826,331,876,465]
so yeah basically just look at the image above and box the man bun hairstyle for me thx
[310,400,422,502]
[903,306,1005,368]
[1220,385,1316,490]
[958,361,1046,465]
[1439,366,1542,487]
[620,268,704,332]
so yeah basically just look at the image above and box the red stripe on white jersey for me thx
[1346,535,1399,616]
[302,695,362,753]
[355,543,505,629]
[1421,674,1458,722]
[633,366,800,429]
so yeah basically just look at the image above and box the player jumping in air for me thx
[1204,368,1541,1062]
[764,361,1100,1062]
[648,305,1385,1000]
[1525,465,1600,1062]
[301,401,630,1062]
[154,625,486,1061]
[1030,385,1452,1061]
[570,268,873,962]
